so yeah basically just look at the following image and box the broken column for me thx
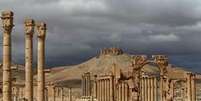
[1,10,14,101]
[36,22,47,101]
[24,18,35,101]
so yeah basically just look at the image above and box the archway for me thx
[131,55,169,101]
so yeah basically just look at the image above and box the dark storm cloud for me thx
[0,0,201,71]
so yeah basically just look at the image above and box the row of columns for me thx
[1,10,47,101]
[82,72,92,96]
[116,82,129,101]
[52,87,72,101]
[140,77,157,101]
[186,73,196,101]
[96,76,114,101]
[12,87,25,101]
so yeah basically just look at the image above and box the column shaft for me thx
[148,78,151,101]
[145,78,148,101]
[154,77,157,101]
[37,22,46,101]
[191,75,196,101]
[109,77,114,101]
[187,73,192,101]
[150,78,154,101]
[122,83,125,101]
[37,38,45,101]
[160,76,163,101]
[141,78,145,101]
[25,19,35,101]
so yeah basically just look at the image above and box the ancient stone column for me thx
[150,78,154,101]
[36,22,47,101]
[122,83,125,101]
[154,77,157,101]
[53,87,56,101]
[148,78,151,101]
[125,84,128,101]
[97,80,100,101]
[191,74,196,101]
[141,77,145,101]
[93,76,97,98]
[109,77,114,101]
[187,73,192,101]
[145,77,148,101]
[105,79,108,101]
[160,76,164,101]
[69,88,72,101]
[24,18,35,101]
[1,10,14,101]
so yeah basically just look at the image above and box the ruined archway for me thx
[131,55,169,101]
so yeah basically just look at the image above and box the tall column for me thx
[154,77,157,101]
[93,76,97,98]
[69,88,72,101]
[160,76,164,101]
[148,78,151,101]
[191,74,196,101]
[187,73,192,101]
[98,81,101,101]
[109,77,114,101]
[122,83,125,101]
[106,79,109,101]
[141,77,145,101]
[100,80,102,101]
[145,77,148,101]
[1,10,14,101]
[36,22,47,101]
[125,84,128,101]
[150,78,154,101]
[24,18,35,101]
[104,80,107,101]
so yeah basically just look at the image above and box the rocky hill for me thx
[46,48,190,88]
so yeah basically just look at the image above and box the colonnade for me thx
[53,87,73,101]
[140,77,157,101]
[12,87,25,101]
[186,73,196,101]
[1,10,47,101]
[96,75,114,101]
[116,82,129,101]
[82,72,92,96]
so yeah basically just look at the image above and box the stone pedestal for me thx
[1,10,14,101]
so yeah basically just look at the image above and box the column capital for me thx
[1,10,14,32]
[36,22,46,39]
[24,18,35,36]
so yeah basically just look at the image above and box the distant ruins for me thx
[0,10,201,101]
[81,55,200,101]
[100,48,123,56]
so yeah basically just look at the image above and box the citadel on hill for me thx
[0,10,201,101]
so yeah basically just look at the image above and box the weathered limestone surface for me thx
[36,22,47,101]
[24,18,35,101]
[1,10,14,101]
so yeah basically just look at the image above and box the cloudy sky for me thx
[0,0,201,72]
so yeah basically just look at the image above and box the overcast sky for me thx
[0,0,201,72]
